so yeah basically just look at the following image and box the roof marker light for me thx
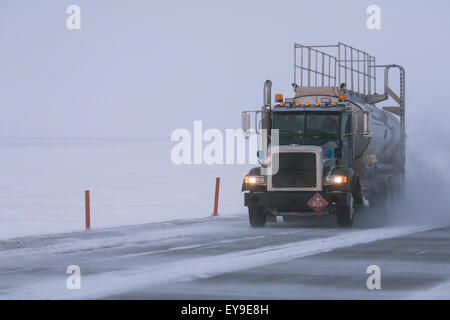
[305,102,310,106]
[275,94,284,102]
[338,93,347,100]
[315,102,320,106]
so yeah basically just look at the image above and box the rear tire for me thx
[336,194,354,228]
[248,207,267,228]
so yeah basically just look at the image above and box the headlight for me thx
[325,175,347,185]
[244,175,266,185]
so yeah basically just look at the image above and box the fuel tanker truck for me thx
[241,43,405,227]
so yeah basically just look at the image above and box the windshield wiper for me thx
[279,130,303,137]
[307,130,336,137]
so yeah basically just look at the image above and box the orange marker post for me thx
[213,177,220,216]
[85,190,91,230]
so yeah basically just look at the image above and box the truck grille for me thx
[271,152,317,188]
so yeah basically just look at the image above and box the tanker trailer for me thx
[241,43,405,227]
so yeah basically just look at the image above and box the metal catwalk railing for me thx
[294,43,377,96]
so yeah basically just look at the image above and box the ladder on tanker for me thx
[292,43,406,183]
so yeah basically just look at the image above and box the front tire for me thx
[248,207,267,228]
[336,194,354,228]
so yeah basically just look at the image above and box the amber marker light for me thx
[275,94,284,102]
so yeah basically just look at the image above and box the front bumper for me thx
[244,191,351,214]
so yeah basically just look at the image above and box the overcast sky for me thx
[0,0,449,140]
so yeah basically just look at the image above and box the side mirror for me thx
[242,112,251,138]
[363,111,372,137]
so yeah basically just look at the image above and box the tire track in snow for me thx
[1,225,430,299]
[408,280,450,299]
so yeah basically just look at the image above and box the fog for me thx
[1,1,449,139]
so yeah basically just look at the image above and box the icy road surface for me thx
[0,215,449,299]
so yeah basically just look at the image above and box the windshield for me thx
[272,112,340,146]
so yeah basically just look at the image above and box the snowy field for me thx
[1,134,449,240]
[0,138,251,239]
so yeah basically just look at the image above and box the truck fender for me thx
[327,167,359,194]
[241,167,262,191]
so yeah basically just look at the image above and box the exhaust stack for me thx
[262,80,272,145]
[263,80,272,108]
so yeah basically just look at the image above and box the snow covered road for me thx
[1,215,449,299]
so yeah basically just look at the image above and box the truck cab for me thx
[243,95,364,227]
